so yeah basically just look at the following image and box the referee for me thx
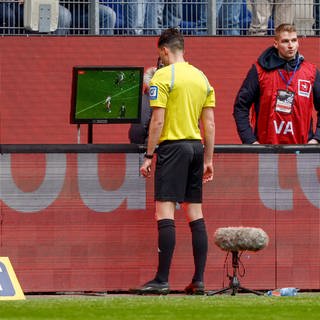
[135,28,215,295]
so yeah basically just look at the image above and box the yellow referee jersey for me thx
[149,62,215,143]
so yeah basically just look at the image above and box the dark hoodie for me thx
[233,46,320,144]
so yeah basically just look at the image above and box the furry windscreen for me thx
[214,227,269,252]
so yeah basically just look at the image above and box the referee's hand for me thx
[203,163,214,183]
[140,159,152,178]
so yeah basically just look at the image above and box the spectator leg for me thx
[0,3,16,34]
[316,0,320,35]
[274,0,295,28]
[163,0,183,29]
[54,5,71,35]
[249,0,272,35]
[144,0,164,35]
[99,4,116,35]
[292,0,314,36]
[127,0,147,35]
[219,0,241,35]
[196,0,211,35]
[144,0,165,35]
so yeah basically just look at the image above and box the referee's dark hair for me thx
[158,28,184,52]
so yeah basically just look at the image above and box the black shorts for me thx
[155,140,204,203]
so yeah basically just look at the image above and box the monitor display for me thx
[71,66,144,124]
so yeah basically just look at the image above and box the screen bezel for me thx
[71,66,144,124]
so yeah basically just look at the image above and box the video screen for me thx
[71,66,144,124]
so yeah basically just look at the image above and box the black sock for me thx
[154,219,176,283]
[189,218,208,283]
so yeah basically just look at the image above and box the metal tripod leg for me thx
[237,286,264,296]
[207,286,231,296]
[207,280,263,296]
[206,251,264,296]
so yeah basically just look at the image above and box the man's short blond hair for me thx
[275,24,297,39]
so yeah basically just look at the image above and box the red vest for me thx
[255,61,316,144]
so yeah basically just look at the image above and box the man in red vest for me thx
[233,23,320,144]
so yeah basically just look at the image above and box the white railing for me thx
[0,1,319,35]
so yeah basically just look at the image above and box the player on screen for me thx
[115,72,125,86]
[105,96,112,113]
[119,104,126,118]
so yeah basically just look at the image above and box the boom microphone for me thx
[214,227,269,252]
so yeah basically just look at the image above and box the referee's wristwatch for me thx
[144,152,154,159]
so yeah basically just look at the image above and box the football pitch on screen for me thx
[75,70,140,120]
[1,294,320,320]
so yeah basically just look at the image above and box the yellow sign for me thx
[0,257,25,300]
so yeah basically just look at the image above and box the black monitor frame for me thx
[71,66,144,124]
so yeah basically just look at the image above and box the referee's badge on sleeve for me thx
[149,86,158,100]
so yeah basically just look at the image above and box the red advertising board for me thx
[0,152,319,292]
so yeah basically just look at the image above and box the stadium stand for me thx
[0,1,319,35]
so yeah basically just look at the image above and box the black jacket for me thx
[128,94,152,144]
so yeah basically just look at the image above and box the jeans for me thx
[127,0,147,35]
[0,3,71,35]
[198,0,241,35]
[219,0,241,35]
[316,0,320,35]
[70,4,116,35]
[197,0,222,34]
[127,0,182,35]
[99,4,117,35]
[56,5,72,35]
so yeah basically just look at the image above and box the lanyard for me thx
[278,62,299,91]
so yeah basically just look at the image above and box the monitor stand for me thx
[76,124,93,144]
